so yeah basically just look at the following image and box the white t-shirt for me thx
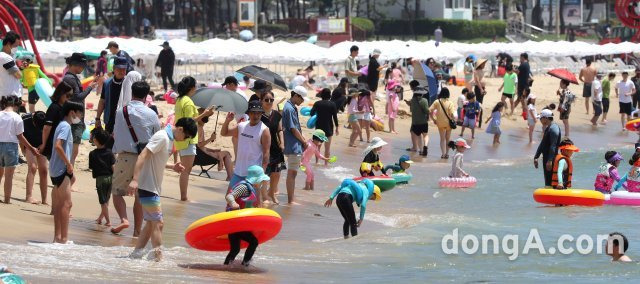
[0,110,23,143]
[527,104,537,124]
[0,52,22,98]
[290,75,306,88]
[138,127,174,195]
[617,80,635,103]
[457,94,467,108]
[592,79,603,102]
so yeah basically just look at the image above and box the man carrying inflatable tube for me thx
[224,165,270,266]
[324,178,381,239]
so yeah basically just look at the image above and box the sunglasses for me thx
[263,98,274,103]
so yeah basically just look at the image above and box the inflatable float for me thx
[34,78,53,107]
[604,191,640,206]
[533,188,604,206]
[306,115,317,129]
[625,118,640,131]
[353,175,396,192]
[81,76,95,89]
[300,106,311,116]
[392,173,412,184]
[185,208,282,251]
[438,176,477,188]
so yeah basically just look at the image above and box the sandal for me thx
[444,154,449,159]
[406,148,417,152]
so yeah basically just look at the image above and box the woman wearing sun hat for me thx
[324,178,381,238]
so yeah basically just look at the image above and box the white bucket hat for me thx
[363,137,388,156]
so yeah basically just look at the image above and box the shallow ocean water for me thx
[3,122,640,283]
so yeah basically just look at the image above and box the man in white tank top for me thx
[222,101,271,204]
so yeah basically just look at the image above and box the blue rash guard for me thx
[329,179,374,220]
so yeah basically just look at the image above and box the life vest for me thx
[225,180,257,211]
[360,161,383,177]
[626,167,640,192]
[551,154,573,188]
[594,163,614,193]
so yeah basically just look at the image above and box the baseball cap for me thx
[537,109,553,119]
[246,100,264,113]
[372,49,382,55]
[222,76,239,86]
[160,41,170,47]
[293,86,308,98]
[113,56,128,69]
[454,138,471,149]
[399,155,414,164]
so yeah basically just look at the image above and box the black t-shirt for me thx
[22,113,42,148]
[261,111,284,162]
[517,61,531,88]
[331,87,346,101]
[311,100,338,135]
[367,57,381,85]
[363,151,379,163]
[88,148,115,178]
[43,103,65,159]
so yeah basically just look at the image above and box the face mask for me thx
[71,116,81,124]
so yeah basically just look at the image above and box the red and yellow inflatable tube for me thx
[533,188,604,206]
[185,208,282,251]
[625,118,640,131]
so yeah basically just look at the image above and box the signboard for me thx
[239,0,256,27]
[154,29,188,40]
[540,0,583,27]
[317,18,346,33]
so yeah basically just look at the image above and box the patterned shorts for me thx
[139,189,163,222]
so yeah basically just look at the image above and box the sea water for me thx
[3,123,640,282]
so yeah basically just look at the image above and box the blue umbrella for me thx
[413,62,438,102]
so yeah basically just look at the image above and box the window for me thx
[446,0,453,8]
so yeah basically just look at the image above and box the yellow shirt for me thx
[429,98,457,129]
[174,96,198,150]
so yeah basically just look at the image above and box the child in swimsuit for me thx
[615,152,640,192]
[594,151,623,194]
[382,155,413,174]
[448,138,471,178]
[360,137,387,176]
[302,130,329,190]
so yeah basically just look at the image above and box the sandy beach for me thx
[1,72,637,282]
[0,72,621,242]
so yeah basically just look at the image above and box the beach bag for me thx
[439,99,457,129]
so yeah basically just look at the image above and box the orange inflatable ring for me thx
[533,188,604,206]
[185,208,282,251]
